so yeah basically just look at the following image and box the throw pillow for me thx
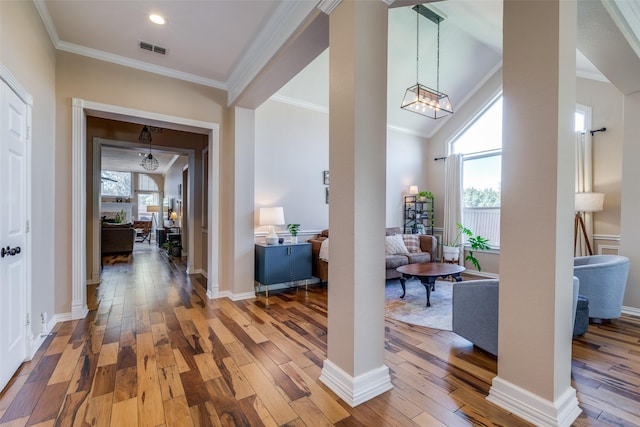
[402,234,421,253]
[385,234,409,255]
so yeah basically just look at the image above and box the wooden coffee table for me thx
[396,263,465,307]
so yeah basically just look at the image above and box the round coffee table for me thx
[396,263,465,307]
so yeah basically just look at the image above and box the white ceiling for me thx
[101,145,183,175]
[35,0,640,143]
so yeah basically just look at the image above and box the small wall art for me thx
[326,187,329,204]
[323,170,329,185]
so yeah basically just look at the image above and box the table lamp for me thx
[574,192,604,256]
[409,185,419,195]
[259,207,285,245]
[170,211,178,226]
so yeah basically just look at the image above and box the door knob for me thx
[1,246,21,257]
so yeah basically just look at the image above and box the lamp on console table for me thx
[170,211,178,226]
[259,207,285,245]
[574,192,604,256]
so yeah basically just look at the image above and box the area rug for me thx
[385,278,453,331]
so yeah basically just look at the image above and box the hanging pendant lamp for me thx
[401,5,453,119]
[139,125,159,171]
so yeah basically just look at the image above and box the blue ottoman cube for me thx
[573,295,589,337]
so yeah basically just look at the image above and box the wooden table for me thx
[396,263,465,307]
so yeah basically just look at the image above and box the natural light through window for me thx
[101,171,131,197]
[452,95,502,247]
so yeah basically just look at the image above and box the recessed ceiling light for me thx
[149,14,165,25]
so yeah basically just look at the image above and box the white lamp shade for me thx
[259,207,285,226]
[575,192,605,212]
[146,205,160,213]
[409,185,419,195]
[170,211,178,220]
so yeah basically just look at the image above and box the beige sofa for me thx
[309,227,437,283]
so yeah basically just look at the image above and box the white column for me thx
[232,106,256,298]
[71,98,88,319]
[487,2,580,426]
[619,92,640,310]
[319,0,391,406]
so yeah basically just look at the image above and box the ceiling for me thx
[35,0,640,143]
[101,145,184,175]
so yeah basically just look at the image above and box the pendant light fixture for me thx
[401,5,453,119]
[139,125,159,171]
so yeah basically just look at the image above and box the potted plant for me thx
[417,191,433,202]
[161,239,182,257]
[442,223,490,271]
[287,223,300,244]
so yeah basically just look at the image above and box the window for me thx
[101,171,132,197]
[137,173,159,192]
[452,95,502,247]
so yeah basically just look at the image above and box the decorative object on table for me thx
[400,5,453,119]
[169,210,178,226]
[323,170,329,185]
[287,223,301,244]
[442,223,490,271]
[418,191,433,202]
[278,237,284,244]
[259,207,285,245]
[139,125,159,171]
[574,192,604,256]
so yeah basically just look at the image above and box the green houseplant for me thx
[442,223,490,271]
[161,239,182,257]
[287,223,300,243]
[417,191,433,202]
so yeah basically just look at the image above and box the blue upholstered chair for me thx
[573,255,630,321]
[452,277,580,356]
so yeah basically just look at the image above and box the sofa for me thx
[101,222,136,255]
[573,255,630,321]
[309,227,437,283]
[452,277,580,356]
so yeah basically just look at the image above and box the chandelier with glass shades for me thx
[139,125,158,171]
[401,5,453,119]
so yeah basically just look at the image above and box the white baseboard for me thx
[215,290,256,301]
[319,359,392,407]
[622,306,640,317]
[188,267,203,275]
[487,376,581,427]
[29,313,70,358]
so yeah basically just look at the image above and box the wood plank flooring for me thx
[1,244,639,426]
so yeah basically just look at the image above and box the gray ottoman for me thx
[573,295,589,337]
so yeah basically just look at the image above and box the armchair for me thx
[573,255,630,321]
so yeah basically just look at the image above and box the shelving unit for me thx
[403,195,435,235]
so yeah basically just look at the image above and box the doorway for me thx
[72,99,220,320]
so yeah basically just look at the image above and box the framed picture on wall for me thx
[326,187,329,204]
[323,170,329,185]
[178,183,182,197]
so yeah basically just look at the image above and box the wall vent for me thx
[139,41,167,55]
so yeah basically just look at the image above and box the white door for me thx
[0,79,28,391]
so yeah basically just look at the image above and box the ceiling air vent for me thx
[139,41,167,56]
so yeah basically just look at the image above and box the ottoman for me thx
[573,295,589,337]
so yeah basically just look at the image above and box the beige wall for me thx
[576,77,623,241]
[56,52,226,313]
[1,1,57,337]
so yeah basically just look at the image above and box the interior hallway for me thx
[0,244,637,426]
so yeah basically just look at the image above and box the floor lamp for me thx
[574,192,604,256]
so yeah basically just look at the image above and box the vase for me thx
[442,245,459,262]
[291,236,298,244]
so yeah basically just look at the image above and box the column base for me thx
[319,359,392,407]
[487,376,581,427]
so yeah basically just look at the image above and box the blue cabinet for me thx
[255,243,312,296]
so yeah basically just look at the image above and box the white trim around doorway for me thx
[71,98,221,319]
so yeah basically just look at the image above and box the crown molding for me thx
[226,1,318,106]
[317,0,342,15]
[56,41,227,90]
[270,94,328,114]
[576,69,610,83]
[387,124,429,139]
[33,0,60,46]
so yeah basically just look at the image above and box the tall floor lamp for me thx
[574,192,604,256]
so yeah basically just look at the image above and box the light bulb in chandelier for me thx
[139,125,158,171]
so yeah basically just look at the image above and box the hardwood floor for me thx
[1,245,639,426]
